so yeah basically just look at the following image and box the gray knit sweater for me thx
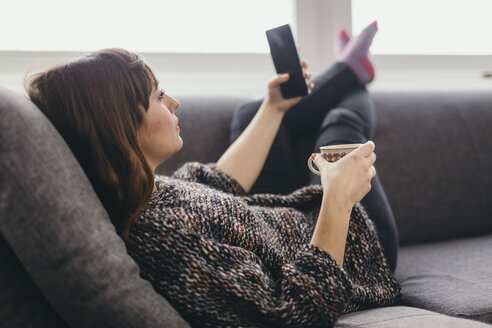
[127,162,401,328]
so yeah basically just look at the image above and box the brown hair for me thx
[25,48,158,242]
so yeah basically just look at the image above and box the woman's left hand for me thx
[264,60,314,114]
[218,61,312,192]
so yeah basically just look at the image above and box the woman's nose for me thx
[168,95,180,112]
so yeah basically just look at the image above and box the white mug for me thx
[308,143,363,175]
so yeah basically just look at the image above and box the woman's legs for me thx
[229,62,360,195]
[309,86,399,274]
[282,62,360,141]
[229,21,379,194]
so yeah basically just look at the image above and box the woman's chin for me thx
[172,139,184,157]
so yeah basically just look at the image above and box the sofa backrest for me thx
[372,91,492,245]
[0,86,190,328]
[161,92,492,245]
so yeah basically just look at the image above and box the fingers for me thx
[362,143,376,173]
[370,165,376,178]
[312,153,326,167]
[286,96,303,108]
[303,70,313,91]
[368,152,376,165]
[270,70,311,87]
[296,59,313,89]
[268,73,290,88]
[301,60,311,79]
[365,165,376,196]
[356,141,375,157]
[300,61,313,90]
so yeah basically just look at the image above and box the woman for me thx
[25,21,401,328]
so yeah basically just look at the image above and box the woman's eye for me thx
[158,89,165,100]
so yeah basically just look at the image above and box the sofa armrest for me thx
[0,86,190,328]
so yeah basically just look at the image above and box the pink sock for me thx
[335,28,351,54]
[339,20,378,84]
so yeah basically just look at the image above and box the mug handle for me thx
[307,154,321,176]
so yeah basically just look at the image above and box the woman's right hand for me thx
[313,141,377,209]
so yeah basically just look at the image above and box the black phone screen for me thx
[266,24,308,99]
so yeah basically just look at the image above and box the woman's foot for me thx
[335,28,351,54]
[337,21,378,84]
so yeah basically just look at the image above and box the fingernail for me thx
[311,153,316,160]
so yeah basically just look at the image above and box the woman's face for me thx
[137,87,183,171]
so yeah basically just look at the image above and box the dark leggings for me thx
[229,62,399,273]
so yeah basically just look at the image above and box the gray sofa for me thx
[1,85,491,327]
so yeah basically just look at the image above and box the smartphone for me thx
[266,24,308,99]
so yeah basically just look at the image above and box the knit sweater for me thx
[127,162,401,328]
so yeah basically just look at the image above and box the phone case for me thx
[266,24,308,99]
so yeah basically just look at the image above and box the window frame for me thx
[2,0,491,96]
[295,0,492,90]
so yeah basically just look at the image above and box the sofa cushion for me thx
[0,86,190,328]
[372,91,492,244]
[0,235,68,327]
[335,306,492,327]
[394,234,492,324]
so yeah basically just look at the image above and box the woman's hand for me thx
[310,142,376,268]
[264,60,314,114]
[313,141,377,209]
[217,59,313,193]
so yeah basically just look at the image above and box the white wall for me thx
[0,51,275,98]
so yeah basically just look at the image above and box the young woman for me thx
[25,21,401,328]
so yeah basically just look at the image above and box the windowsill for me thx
[369,55,492,91]
[2,51,491,97]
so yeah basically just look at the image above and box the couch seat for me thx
[335,306,492,327]
[394,234,492,324]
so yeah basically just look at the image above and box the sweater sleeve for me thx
[171,162,246,196]
[129,213,353,328]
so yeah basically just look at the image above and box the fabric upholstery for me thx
[394,234,492,324]
[0,86,190,328]
[372,91,492,244]
[0,235,67,327]
[335,306,492,327]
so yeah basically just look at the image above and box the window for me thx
[2,0,295,53]
[2,0,490,95]
[352,0,492,55]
